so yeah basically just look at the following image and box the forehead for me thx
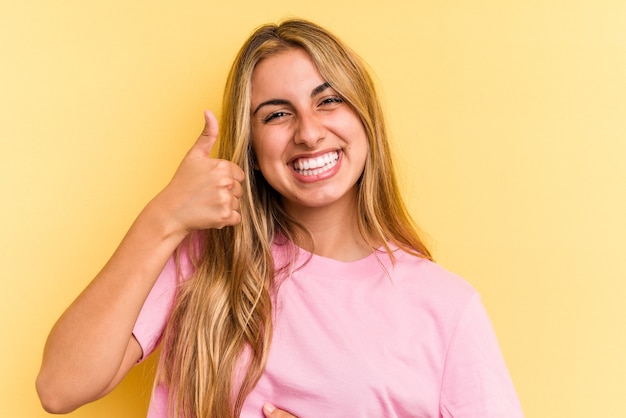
[251,48,325,97]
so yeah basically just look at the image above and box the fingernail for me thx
[263,402,276,415]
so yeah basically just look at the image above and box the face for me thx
[250,48,369,214]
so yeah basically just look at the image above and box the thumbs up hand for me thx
[151,110,245,235]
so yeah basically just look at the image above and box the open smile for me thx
[291,151,340,177]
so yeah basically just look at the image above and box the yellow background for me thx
[1,1,624,417]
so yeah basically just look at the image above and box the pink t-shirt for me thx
[133,244,523,417]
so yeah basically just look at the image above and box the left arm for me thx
[440,293,523,417]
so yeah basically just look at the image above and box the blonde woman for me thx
[37,19,523,418]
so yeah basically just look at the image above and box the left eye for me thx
[321,96,344,105]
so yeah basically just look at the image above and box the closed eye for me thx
[319,96,344,106]
[262,110,291,124]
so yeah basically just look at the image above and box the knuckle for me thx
[221,177,236,189]
[214,160,231,171]
[215,190,231,206]
[216,205,233,220]
[232,183,244,197]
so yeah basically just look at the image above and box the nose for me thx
[294,112,325,147]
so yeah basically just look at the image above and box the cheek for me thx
[249,135,269,172]
[355,136,370,174]
[250,142,279,178]
[251,141,270,168]
[252,131,288,164]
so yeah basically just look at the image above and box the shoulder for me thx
[390,249,476,307]
[382,249,486,346]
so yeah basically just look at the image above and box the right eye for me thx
[263,111,290,124]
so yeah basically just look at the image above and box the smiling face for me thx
[250,48,369,215]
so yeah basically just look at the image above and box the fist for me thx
[155,110,245,233]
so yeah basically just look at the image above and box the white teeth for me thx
[293,151,339,176]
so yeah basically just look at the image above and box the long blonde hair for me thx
[158,18,432,418]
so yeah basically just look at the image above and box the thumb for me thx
[262,403,277,417]
[263,402,296,418]
[194,110,219,155]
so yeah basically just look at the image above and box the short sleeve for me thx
[440,293,524,417]
[132,251,194,361]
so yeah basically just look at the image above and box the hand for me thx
[152,110,245,233]
[263,402,298,418]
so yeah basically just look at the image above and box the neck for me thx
[283,192,373,262]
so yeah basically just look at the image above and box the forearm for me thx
[36,110,244,413]
[36,200,187,412]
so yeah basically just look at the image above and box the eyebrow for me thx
[252,82,332,116]
[311,82,331,97]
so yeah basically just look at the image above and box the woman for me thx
[37,19,523,418]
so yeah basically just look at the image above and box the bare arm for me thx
[36,111,245,413]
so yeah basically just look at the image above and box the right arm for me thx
[35,110,245,413]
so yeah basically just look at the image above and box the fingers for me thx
[164,110,247,231]
[232,164,245,183]
[193,110,245,184]
[206,163,244,229]
[262,403,297,418]
[194,110,219,155]
[262,403,275,417]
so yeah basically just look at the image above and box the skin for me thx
[36,111,244,413]
[37,49,370,416]
[250,48,371,261]
[263,402,297,418]
[251,49,372,415]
